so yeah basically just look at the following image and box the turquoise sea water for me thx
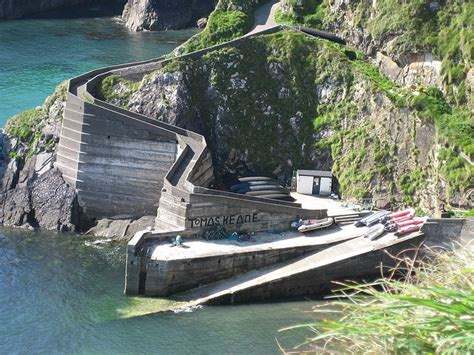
[0,15,196,126]
[0,229,320,353]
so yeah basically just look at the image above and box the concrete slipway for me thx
[141,225,424,312]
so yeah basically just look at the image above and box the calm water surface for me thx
[0,229,320,353]
[0,14,196,125]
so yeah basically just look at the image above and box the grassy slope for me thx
[5,81,67,161]
[281,245,474,353]
[182,0,267,52]
[278,0,473,106]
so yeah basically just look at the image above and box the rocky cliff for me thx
[278,0,473,108]
[0,0,123,19]
[122,0,217,31]
[100,1,473,213]
[0,82,84,231]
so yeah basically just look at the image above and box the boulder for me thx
[122,0,217,31]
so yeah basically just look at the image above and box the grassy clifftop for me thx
[182,0,266,52]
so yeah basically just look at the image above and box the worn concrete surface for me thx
[171,231,423,304]
[150,223,367,261]
[247,0,280,35]
[291,192,358,216]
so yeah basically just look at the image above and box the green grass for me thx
[5,109,44,160]
[456,208,474,217]
[281,245,474,353]
[438,148,474,197]
[276,0,327,27]
[398,168,428,205]
[97,75,140,108]
[185,10,252,52]
[349,53,408,107]
[182,0,266,53]
[44,80,68,114]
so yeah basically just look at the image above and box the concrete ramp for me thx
[172,232,424,305]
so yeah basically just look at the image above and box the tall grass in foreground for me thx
[280,244,474,354]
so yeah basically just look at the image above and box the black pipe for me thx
[296,26,346,45]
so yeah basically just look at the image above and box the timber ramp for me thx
[170,231,424,307]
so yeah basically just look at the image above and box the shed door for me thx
[312,177,320,194]
[319,177,332,195]
[297,175,313,195]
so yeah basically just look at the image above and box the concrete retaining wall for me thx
[56,93,178,218]
[57,25,329,221]
[206,234,425,305]
[144,241,345,296]
[422,218,473,247]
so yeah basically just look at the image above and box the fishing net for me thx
[202,225,229,240]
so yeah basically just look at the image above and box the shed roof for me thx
[297,170,332,178]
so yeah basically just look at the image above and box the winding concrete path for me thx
[247,0,280,35]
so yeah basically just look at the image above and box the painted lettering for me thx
[187,213,260,227]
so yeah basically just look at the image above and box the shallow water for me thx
[0,229,321,353]
[0,14,196,126]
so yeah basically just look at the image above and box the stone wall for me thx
[207,234,425,305]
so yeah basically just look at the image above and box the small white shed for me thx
[296,170,332,196]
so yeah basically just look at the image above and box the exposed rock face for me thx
[375,52,443,89]
[323,0,447,92]
[0,159,81,231]
[86,215,156,240]
[128,71,195,128]
[0,82,84,231]
[122,0,217,31]
[0,0,121,19]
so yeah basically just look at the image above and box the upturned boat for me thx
[298,217,334,233]
[395,224,423,236]
[364,224,386,240]
[380,208,415,224]
[354,211,388,227]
